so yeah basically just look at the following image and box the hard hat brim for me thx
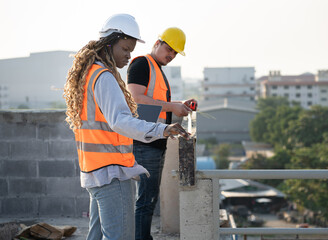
[99,29,145,43]
[137,39,145,44]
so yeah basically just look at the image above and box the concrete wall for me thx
[0,110,89,217]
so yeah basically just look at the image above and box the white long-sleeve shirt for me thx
[80,62,167,188]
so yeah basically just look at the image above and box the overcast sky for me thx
[1,0,327,80]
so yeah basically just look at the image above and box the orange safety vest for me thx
[131,54,171,123]
[75,64,135,173]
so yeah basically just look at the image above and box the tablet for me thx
[137,104,162,123]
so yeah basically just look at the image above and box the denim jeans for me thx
[86,178,135,240]
[134,145,166,240]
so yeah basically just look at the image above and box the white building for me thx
[202,67,256,102]
[259,70,328,109]
[0,51,75,109]
[162,66,183,100]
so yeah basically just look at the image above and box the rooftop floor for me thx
[1,213,325,240]
[0,215,179,240]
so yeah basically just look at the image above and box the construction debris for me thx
[13,222,76,240]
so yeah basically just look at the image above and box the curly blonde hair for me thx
[63,33,138,132]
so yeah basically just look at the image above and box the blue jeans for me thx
[86,178,135,240]
[134,145,166,240]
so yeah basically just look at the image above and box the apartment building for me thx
[259,70,328,109]
[202,67,256,102]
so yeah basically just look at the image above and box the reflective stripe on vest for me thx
[144,56,156,98]
[143,55,170,123]
[75,64,135,173]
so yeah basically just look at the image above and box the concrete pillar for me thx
[177,118,219,240]
[160,138,180,233]
[179,179,216,240]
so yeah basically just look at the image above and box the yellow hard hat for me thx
[159,27,186,56]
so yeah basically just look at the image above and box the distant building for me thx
[202,67,256,102]
[196,98,258,143]
[0,51,187,109]
[0,51,75,109]
[162,66,183,100]
[259,70,328,109]
[0,84,9,109]
[242,141,274,159]
[182,79,201,100]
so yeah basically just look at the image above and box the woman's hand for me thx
[163,123,190,140]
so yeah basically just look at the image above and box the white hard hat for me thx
[99,14,145,43]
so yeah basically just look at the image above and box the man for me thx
[127,27,197,240]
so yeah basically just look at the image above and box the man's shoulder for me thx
[127,56,150,85]
[130,56,148,67]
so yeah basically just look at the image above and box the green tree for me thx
[282,178,328,218]
[241,153,268,169]
[250,97,290,143]
[267,147,292,169]
[213,144,230,169]
[256,96,290,111]
[248,101,328,217]
[287,105,328,147]
[250,97,302,146]
[266,105,302,148]
[287,134,328,170]
[282,138,328,218]
[250,109,273,142]
[240,149,291,188]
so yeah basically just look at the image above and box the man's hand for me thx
[183,99,198,111]
[163,123,190,140]
[171,102,191,117]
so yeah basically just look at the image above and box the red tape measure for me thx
[190,101,197,111]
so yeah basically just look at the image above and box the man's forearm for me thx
[133,94,176,112]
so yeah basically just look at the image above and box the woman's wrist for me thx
[163,125,169,138]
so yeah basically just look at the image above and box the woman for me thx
[63,14,189,240]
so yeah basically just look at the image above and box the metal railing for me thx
[196,169,328,239]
